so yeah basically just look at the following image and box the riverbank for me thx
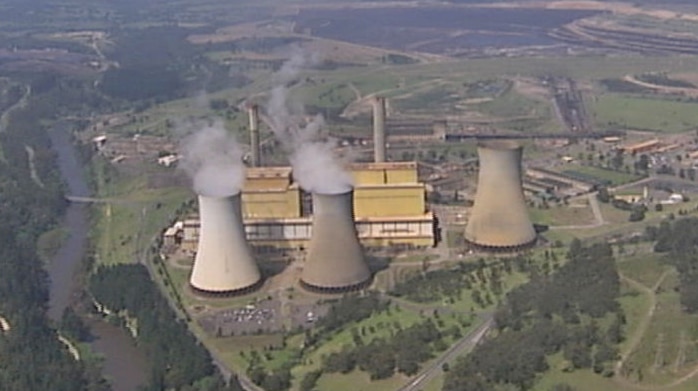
[47,121,149,391]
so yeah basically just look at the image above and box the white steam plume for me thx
[179,120,244,197]
[267,48,318,144]
[266,50,353,194]
[289,116,353,194]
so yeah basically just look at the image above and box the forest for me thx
[0,73,100,391]
[89,264,243,391]
[443,241,622,391]
[651,217,698,312]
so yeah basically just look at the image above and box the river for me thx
[47,121,148,391]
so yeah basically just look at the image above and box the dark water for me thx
[88,320,149,391]
[46,120,89,320]
[47,121,148,391]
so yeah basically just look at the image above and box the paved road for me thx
[397,314,495,391]
[65,195,137,204]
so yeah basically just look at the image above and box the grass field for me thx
[563,165,644,187]
[529,203,597,226]
[90,158,192,266]
[591,94,698,133]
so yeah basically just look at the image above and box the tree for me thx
[299,370,322,391]
[597,187,611,203]
[637,154,650,171]
[611,151,624,171]
[629,207,646,222]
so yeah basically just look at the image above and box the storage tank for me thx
[190,193,261,294]
[301,190,371,292]
[465,140,536,250]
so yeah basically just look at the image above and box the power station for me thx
[464,140,536,251]
[190,193,262,294]
[301,190,371,292]
[173,94,540,296]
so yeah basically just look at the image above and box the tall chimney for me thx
[247,104,261,167]
[465,140,536,251]
[190,193,261,294]
[372,97,386,163]
[301,190,371,292]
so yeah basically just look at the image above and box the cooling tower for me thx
[301,190,371,292]
[464,140,536,251]
[247,104,261,167]
[372,97,386,163]
[190,194,261,294]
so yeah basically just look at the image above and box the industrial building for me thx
[465,141,537,251]
[176,94,435,260]
[180,161,436,252]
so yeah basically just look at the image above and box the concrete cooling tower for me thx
[301,191,372,292]
[464,140,536,251]
[190,194,262,294]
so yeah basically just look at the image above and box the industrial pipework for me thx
[301,190,371,292]
[464,140,536,251]
[372,96,387,163]
[190,193,262,294]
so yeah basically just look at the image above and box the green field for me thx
[563,165,644,187]
[529,203,597,227]
[90,159,192,266]
[591,94,698,133]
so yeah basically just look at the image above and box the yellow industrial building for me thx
[180,162,435,252]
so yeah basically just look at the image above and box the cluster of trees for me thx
[100,26,215,101]
[244,294,389,391]
[247,363,292,391]
[652,218,698,313]
[600,78,654,94]
[321,318,457,380]
[597,187,647,222]
[392,256,559,309]
[89,264,243,391]
[314,293,389,334]
[444,241,623,391]
[0,76,107,390]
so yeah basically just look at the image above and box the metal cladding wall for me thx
[465,141,536,249]
[354,185,426,218]
[242,187,301,219]
[191,194,261,293]
[372,97,386,163]
[301,191,371,292]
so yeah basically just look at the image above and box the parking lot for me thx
[198,297,331,337]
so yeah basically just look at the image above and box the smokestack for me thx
[190,194,261,294]
[301,190,371,292]
[465,140,536,251]
[247,104,261,167]
[372,97,386,163]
